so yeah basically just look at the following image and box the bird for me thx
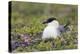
[42,17,70,40]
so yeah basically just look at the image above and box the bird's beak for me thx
[42,21,48,24]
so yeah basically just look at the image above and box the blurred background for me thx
[10,1,78,52]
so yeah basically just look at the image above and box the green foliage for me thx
[36,41,52,51]
[11,1,78,52]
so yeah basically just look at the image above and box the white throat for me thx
[48,20,59,28]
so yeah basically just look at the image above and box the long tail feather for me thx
[64,22,70,28]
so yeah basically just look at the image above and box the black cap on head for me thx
[43,17,56,24]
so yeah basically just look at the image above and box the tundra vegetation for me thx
[10,1,78,52]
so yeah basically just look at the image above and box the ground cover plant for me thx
[9,1,78,52]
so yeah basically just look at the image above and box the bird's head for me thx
[43,17,59,27]
[43,17,56,24]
